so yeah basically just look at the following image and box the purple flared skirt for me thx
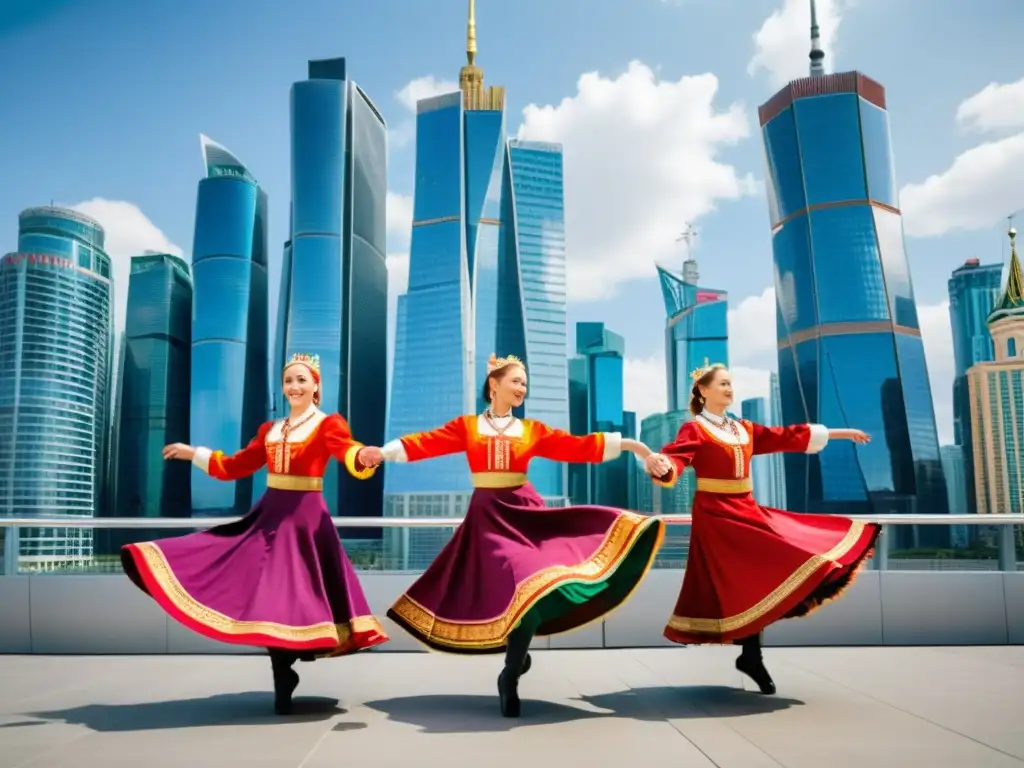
[121,488,389,655]
[387,482,665,653]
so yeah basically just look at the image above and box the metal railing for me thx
[1,513,1021,576]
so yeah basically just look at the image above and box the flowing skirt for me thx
[121,488,389,656]
[387,483,665,653]
[664,492,879,644]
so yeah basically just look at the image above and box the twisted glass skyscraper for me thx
[758,23,948,545]
[0,207,113,567]
[190,135,269,517]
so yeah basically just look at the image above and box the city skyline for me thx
[1,0,1023,449]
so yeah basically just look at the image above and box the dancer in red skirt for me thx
[645,362,879,694]
[121,353,389,714]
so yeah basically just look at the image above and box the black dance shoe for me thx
[736,653,776,695]
[497,668,521,718]
[273,667,300,715]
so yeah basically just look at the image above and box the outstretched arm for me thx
[527,421,629,464]
[321,413,377,480]
[185,422,273,481]
[651,421,702,489]
[363,417,469,465]
[748,421,869,455]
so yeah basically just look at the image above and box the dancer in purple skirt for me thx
[121,353,390,714]
[358,353,667,718]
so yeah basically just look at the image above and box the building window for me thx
[1008,337,1017,358]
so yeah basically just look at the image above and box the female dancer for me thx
[644,362,879,695]
[358,353,665,718]
[121,353,389,715]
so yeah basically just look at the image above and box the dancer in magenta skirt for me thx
[121,353,389,714]
[358,353,666,718]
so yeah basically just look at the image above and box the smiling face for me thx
[282,363,319,411]
[490,364,527,412]
[698,367,734,411]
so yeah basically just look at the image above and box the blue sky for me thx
[2,0,1023,444]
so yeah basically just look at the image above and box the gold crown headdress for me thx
[285,352,321,378]
[690,358,725,383]
[487,353,526,374]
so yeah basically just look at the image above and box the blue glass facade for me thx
[658,266,729,412]
[104,254,192,551]
[388,83,527,495]
[568,323,630,508]
[948,259,1003,516]
[767,372,787,509]
[0,207,113,566]
[506,140,570,496]
[190,137,269,517]
[279,59,388,533]
[760,74,949,547]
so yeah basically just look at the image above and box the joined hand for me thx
[644,453,673,478]
[358,446,384,467]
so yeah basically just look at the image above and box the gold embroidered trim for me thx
[666,521,867,635]
[390,512,663,649]
[133,542,386,644]
[471,472,528,488]
[343,444,375,480]
[267,474,323,491]
[695,477,752,494]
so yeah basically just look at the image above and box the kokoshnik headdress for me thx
[284,352,322,406]
[487,353,526,374]
[690,357,725,383]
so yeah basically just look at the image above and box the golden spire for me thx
[467,0,477,66]
[457,0,505,112]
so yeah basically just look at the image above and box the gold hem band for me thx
[667,520,867,634]
[267,474,323,492]
[695,477,753,494]
[133,542,384,644]
[470,472,529,489]
[389,512,662,648]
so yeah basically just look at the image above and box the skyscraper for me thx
[190,135,269,517]
[0,207,113,568]
[568,323,630,508]
[658,245,728,412]
[387,0,511,493]
[105,253,193,551]
[278,58,388,534]
[767,371,787,509]
[948,257,1004,515]
[966,227,1024,517]
[505,139,570,496]
[757,2,948,543]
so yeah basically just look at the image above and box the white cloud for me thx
[516,61,755,301]
[68,198,183,336]
[956,76,1024,134]
[899,133,1024,238]
[395,76,459,113]
[386,191,413,247]
[747,0,844,88]
[624,286,955,443]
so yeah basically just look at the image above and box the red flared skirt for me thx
[664,491,879,644]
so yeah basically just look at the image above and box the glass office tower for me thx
[108,253,193,548]
[278,58,388,535]
[190,135,269,517]
[0,206,113,568]
[759,64,949,546]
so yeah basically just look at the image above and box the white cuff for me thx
[806,424,829,454]
[381,439,408,463]
[192,446,212,473]
[601,432,622,462]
